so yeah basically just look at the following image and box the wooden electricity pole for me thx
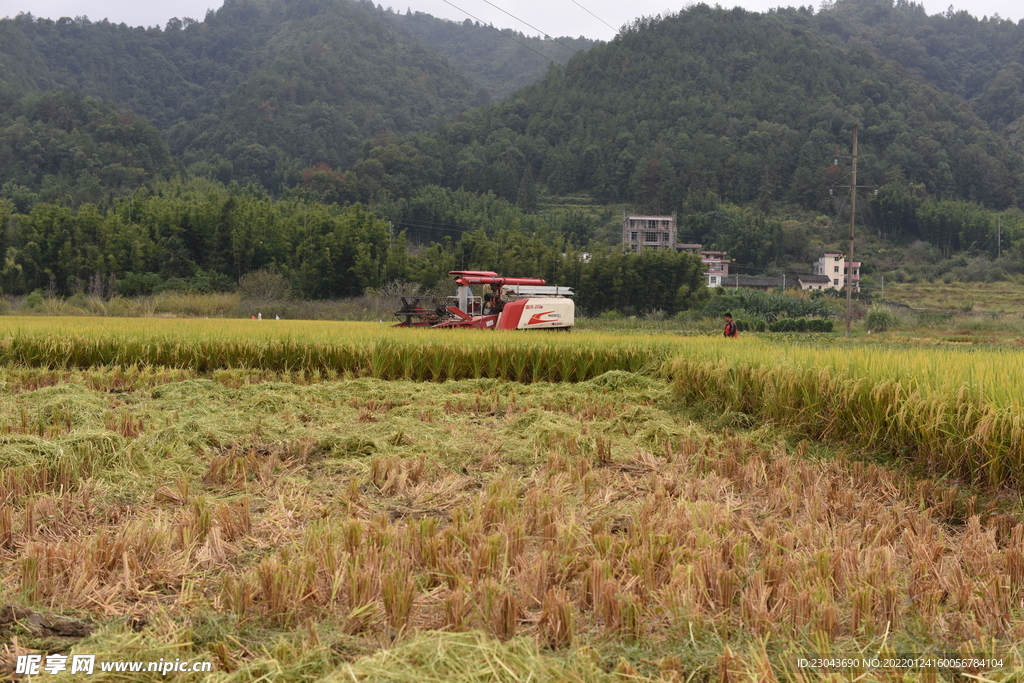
[845,124,858,338]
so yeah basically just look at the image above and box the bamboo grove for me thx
[0,180,709,316]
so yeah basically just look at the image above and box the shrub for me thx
[159,270,236,294]
[865,306,900,332]
[26,291,44,309]
[67,292,90,309]
[767,317,831,332]
[702,289,833,321]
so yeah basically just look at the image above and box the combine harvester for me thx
[394,270,574,330]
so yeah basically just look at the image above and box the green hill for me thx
[0,0,483,190]
[389,11,595,101]
[0,89,175,207]
[3,0,1024,305]
[814,0,1024,136]
[348,2,1023,217]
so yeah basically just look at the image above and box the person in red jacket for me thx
[723,312,738,338]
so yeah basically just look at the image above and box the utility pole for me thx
[782,273,786,292]
[845,125,858,338]
[998,216,1001,259]
[880,274,884,299]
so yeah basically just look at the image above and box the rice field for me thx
[6,316,1024,398]
[5,317,1024,484]
[3,318,1024,680]
[664,339,1024,486]
[0,368,1022,681]
[882,281,1024,315]
[0,318,670,381]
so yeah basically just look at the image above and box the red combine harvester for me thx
[394,271,574,330]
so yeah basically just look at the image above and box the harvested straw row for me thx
[19,441,1012,641]
[3,373,1021,680]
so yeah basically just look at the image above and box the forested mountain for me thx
[0,90,176,207]
[814,0,1024,136]
[389,11,594,101]
[0,0,483,191]
[345,2,1024,221]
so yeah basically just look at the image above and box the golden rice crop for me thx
[0,317,671,381]
[6,317,1024,403]
[9,317,1024,483]
[662,339,1024,485]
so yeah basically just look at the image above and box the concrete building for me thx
[701,250,730,287]
[798,274,833,291]
[737,275,784,290]
[718,275,785,290]
[623,213,677,252]
[813,253,860,291]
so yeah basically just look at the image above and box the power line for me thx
[570,0,617,33]
[475,0,580,54]
[441,0,564,65]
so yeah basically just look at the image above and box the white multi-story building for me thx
[813,253,860,291]
[701,250,730,287]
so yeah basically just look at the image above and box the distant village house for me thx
[701,250,730,287]
[812,253,860,291]
[798,274,832,290]
[622,212,677,252]
[726,275,784,290]
[620,214,863,293]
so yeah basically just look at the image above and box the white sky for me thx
[2,0,1019,41]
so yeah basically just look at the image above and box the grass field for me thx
[2,319,1024,680]
[881,280,1024,314]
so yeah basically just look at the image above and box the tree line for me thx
[0,179,706,315]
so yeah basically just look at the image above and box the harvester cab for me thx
[394,271,574,330]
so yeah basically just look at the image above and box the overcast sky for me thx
[3,0,1019,41]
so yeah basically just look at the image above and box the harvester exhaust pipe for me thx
[457,285,471,314]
